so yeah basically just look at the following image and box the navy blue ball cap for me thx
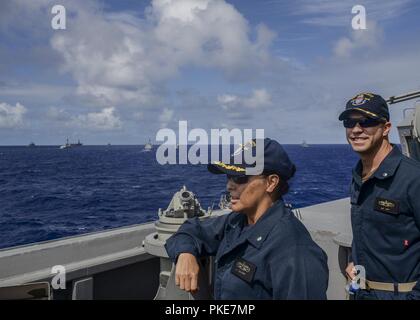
[207,138,296,180]
[338,92,389,121]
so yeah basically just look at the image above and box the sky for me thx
[0,0,419,145]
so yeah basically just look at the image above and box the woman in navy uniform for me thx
[165,138,329,299]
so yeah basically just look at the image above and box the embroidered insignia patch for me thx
[351,93,374,106]
[231,258,256,283]
[213,161,246,172]
[374,197,399,215]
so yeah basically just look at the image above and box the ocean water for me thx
[0,144,358,249]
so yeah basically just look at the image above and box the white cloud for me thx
[46,107,72,122]
[0,84,73,99]
[0,102,26,128]
[218,89,272,110]
[334,21,383,58]
[151,0,275,74]
[152,0,209,22]
[217,94,238,108]
[49,0,276,107]
[72,107,122,131]
[159,107,174,127]
[46,106,122,131]
[244,89,272,109]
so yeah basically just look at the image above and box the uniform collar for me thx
[352,145,403,184]
[228,199,289,249]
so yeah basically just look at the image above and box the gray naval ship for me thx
[1,91,420,300]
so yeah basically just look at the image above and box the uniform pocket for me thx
[366,196,402,223]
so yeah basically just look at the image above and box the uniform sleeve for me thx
[348,182,355,264]
[408,178,420,294]
[269,244,329,300]
[164,214,230,263]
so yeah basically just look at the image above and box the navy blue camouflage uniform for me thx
[165,199,329,300]
[350,145,420,300]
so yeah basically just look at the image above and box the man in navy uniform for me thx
[165,138,329,299]
[339,92,420,300]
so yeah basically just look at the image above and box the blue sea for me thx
[0,144,358,249]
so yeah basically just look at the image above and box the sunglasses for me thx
[227,175,269,185]
[227,175,250,184]
[343,118,385,128]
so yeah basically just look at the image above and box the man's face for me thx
[226,175,267,213]
[345,112,391,154]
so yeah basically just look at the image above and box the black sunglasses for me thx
[343,118,385,128]
[227,175,250,184]
[227,174,270,184]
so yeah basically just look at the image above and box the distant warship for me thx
[60,139,83,149]
[143,139,153,152]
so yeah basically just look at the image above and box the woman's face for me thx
[226,175,270,213]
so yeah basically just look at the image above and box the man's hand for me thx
[175,253,200,293]
[346,262,356,280]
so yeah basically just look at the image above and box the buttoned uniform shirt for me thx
[165,199,329,300]
[350,145,420,297]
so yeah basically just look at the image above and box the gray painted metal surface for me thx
[299,198,352,300]
[0,198,352,299]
